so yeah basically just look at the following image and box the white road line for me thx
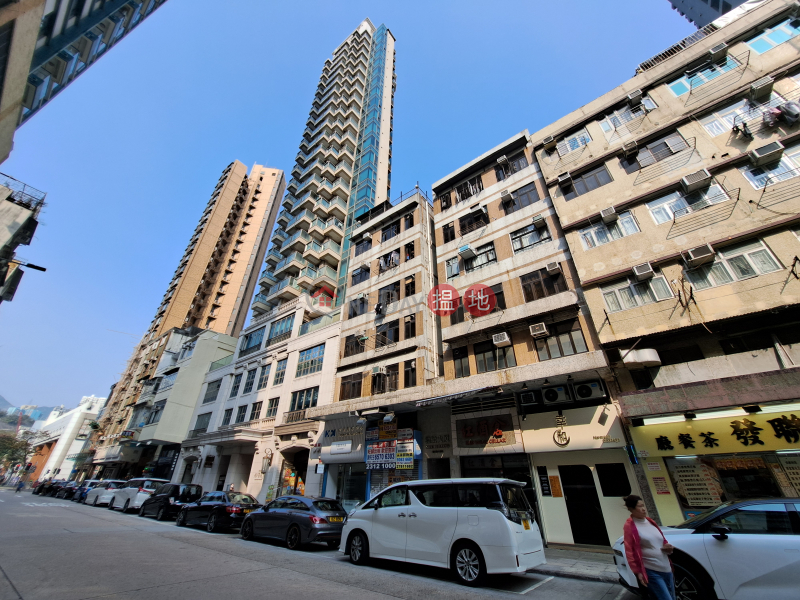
[514,576,554,595]
[611,589,626,600]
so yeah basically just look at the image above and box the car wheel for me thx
[241,520,254,541]
[107,498,115,510]
[93,496,99,507]
[207,513,219,533]
[674,561,717,600]
[138,504,147,517]
[452,542,487,587]
[286,525,303,550]
[326,540,339,550]
[176,511,187,527]
[156,507,166,521]
[122,499,130,514]
[348,531,369,565]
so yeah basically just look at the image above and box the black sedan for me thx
[139,483,203,520]
[240,496,347,550]
[176,491,260,532]
[55,481,79,499]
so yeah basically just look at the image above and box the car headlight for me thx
[613,549,623,557]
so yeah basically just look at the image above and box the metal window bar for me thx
[634,137,696,186]
[685,51,750,107]
[0,173,46,214]
[608,106,652,144]
[758,168,800,209]
[373,331,397,352]
[673,187,739,220]
[636,23,718,74]
[731,86,800,139]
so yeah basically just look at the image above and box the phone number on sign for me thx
[367,462,396,470]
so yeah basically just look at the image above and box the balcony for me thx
[303,240,323,263]
[284,409,308,424]
[187,428,207,439]
[313,196,347,221]
[251,293,272,315]
[323,218,344,243]
[308,218,326,240]
[274,251,306,276]
[314,264,338,288]
[299,310,341,337]
[319,239,341,266]
[277,210,290,226]
[259,269,277,287]
[285,209,315,233]
[268,277,302,301]
[296,266,318,290]
[265,247,283,266]
[280,229,311,253]
[291,193,316,213]
[272,228,288,243]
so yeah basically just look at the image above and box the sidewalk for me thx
[529,544,620,583]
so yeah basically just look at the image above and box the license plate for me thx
[328,516,344,522]
[243,509,252,514]
[522,519,530,530]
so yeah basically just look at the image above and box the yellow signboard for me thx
[630,412,800,457]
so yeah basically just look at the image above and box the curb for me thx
[528,565,619,584]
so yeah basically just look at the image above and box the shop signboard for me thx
[396,441,414,469]
[520,405,625,452]
[366,427,379,441]
[330,440,352,455]
[379,422,397,440]
[366,440,396,470]
[397,428,413,440]
[536,466,552,496]
[455,414,515,448]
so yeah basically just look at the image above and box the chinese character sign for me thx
[366,441,396,470]
[427,284,459,317]
[455,414,516,448]
[463,284,496,317]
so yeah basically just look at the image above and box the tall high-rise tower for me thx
[251,18,396,316]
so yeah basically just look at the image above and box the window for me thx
[378,249,400,271]
[521,267,568,302]
[290,387,318,411]
[667,56,740,97]
[602,275,673,312]
[411,485,454,507]
[267,315,294,345]
[229,374,243,397]
[474,340,516,373]
[235,405,248,424]
[449,298,465,326]
[296,344,325,376]
[535,320,588,361]
[404,275,415,297]
[343,334,364,357]
[686,239,780,290]
[379,486,407,508]
[511,223,550,253]
[495,153,529,180]
[354,238,372,257]
[562,165,613,200]
[340,373,363,400]
[146,400,166,425]
[699,93,784,136]
[376,320,400,347]
[373,364,399,394]
[250,402,262,421]
[240,327,265,357]
[348,296,369,318]
[464,242,496,272]
[490,283,506,311]
[446,257,460,279]
[265,398,279,418]
[456,484,501,507]
[381,220,400,242]
[194,412,212,433]
[203,379,222,404]
[378,281,400,305]
[404,212,414,230]
[242,369,257,394]
[746,18,800,54]
[459,209,489,235]
[455,174,484,202]
[710,504,793,535]
[404,242,415,261]
[273,359,287,385]
[502,182,540,215]
[598,99,657,137]
[739,144,800,189]
[404,359,417,388]
[453,347,470,378]
[352,266,370,286]
[404,314,416,339]
[442,222,456,243]
[160,371,178,391]
[646,184,728,224]
[256,365,271,390]
[557,128,591,156]
[439,191,452,210]
[620,133,689,174]
[579,212,639,248]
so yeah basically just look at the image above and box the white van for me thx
[340,478,545,586]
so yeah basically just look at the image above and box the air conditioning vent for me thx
[22,74,48,110]
[750,76,774,102]
[500,190,513,203]
[492,332,512,347]
[542,386,570,405]
[496,155,508,164]
[600,207,618,223]
[573,380,607,400]
[708,42,728,62]
[531,214,545,226]
[622,141,638,157]
[372,366,386,375]
[627,89,643,106]
[518,392,536,406]
[543,135,557,151]
[684,244,715,267]
[458,245,476,259]
[529,323,548,338]
[557,173,572,187]
[546,262,561,274]
[356,292,366,300]
[749,141,784,167]
[680,169,713,193]
[44,50,77,84]
[633,262,654,281]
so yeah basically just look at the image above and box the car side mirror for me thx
[711,525,731,541]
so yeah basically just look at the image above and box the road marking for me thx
[611,589,626,600]
[487,575,553,595]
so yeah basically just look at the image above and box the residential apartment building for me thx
[667,0,748,28]
[531,0,800,528]
[175,18,397,503]
[93,161,285,478]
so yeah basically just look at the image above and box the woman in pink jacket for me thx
[622,494,676,600]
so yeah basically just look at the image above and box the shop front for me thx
[630,402,800,526]
[319,416,368,512]
[522,404,636,547]
[364,421,422,498]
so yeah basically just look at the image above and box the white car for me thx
[614,498,800,600]
[340,478,545,586]
[84,480,127,506]
[108,478,169,513]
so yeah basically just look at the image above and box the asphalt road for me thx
[0,488,638,600]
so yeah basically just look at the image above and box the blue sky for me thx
[0,0,694,409]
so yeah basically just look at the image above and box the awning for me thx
[415,388,496,408]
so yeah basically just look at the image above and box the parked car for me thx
[176,491,261,532]
[43,480,68,497]
[72,480,102,503]
[614,498,800,600]
[240,495,347,549]
[55,481,79,499]
[85,480,127,506]
[138,483,203,520]
[108,478,169,513]
[339,478,545,586]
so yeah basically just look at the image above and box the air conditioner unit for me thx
[529,323,548,338]
[684,244,715,267]
[600,207,618,223]
[362,232,371,241]
[458,245,476,259]
[496,155,508,164]
[627,89,643,106]
[500,190,513,203]
[542,385,570,405]
[572,380,607,401]
[356,292,366,300]
[97,15,123,44]
[542,135,557,151]
[749,141,784,167]
[622,141,638,157]
[680,169,713,193]
[557,173,572,187]
[750,76,774,102]
[633,262,654,281]
[546,262,561,274]
[492,332,512,347]
[22,73,49,110]
[531,214,545,226]
[372,366,386,375]
[44,50,77,84]
[708,42,728,62]
[75,32,101,63]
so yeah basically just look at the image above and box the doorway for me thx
[558,464,610,546]
[215,455,231,491]
[279,449,309,496]
[180,462,193,484]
